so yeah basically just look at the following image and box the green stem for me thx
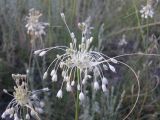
[75,69,80,120]
[132,0,145,48]
[145,18,149,52]
[75,88,79,120]
[48,0,52,45]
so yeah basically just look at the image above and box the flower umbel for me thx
[1,74,49,120]
[25,8,49,38]
[35,13,118,101]
[140,3,154,19]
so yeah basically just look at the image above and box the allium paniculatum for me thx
[34,13,118,102]
[25,8,49,39]
[139,0,158,19]
[1,74,49,120]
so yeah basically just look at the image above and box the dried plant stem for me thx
[112,52,160,59]
[118,61,140,120]
[101,52,160,120]
[107,21,160,38]
[137,87,148,119]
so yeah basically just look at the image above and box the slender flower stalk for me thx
[25,8,49,93]
[1,74,49,120]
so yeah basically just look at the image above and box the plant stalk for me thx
[75,69,80,120]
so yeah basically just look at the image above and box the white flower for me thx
[43,71,48,80]
[79,92,85,101]
[1,112,6,118]
[82,78,87,85]
[110,58,118,64]
[71,81,75,86]
[51,74,57,82]
[1,74,47,120]
[140,4,154,19]
[57,89,63,98]
[66,82,72,92]
[93,81,100,90]
[61,71,66,77]
[35,107,43,114]
[3,89,7,93]
[39,51,47,57]
[60,13,65,20]
[50,69,56,76]
[108,64,116,73]
[31,110,36,116]
[42,87,49,91]
[36,13,117,100]
[25,8,49,38]
[102,84,108,92]
[40,101,45,107]
[103,64,108,70]
[34,50,42,55]
[26,114,30,120]
[77,84,81,91]
[102,77,108,85]
[14,114,19,120]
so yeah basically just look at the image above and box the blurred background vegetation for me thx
[0,0,160,120]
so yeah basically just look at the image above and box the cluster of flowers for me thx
[140,4,154,19]
[25,8,49,38]
[3,0,157,117]
[1,74,49,120]
[140,0,158,19]
[2,8,118,120]
[2,9,50,120]
[34,13,118,101]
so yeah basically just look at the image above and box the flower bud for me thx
[77,84,81,91]
[56,89,63,98]
[66,83,72,92]
[93,81,99,90]
[43,72,48,80]
[102,84,108,92]
[34,50,41,55]
[60,13,65,20]
[108,64,116,73]
[50,69,56,76]
[102,77,108,85]
[26,114,30,120]
[79,92,85,101]
[71,81,75,86]
[51,74,57,82]
[39,51,47,57]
